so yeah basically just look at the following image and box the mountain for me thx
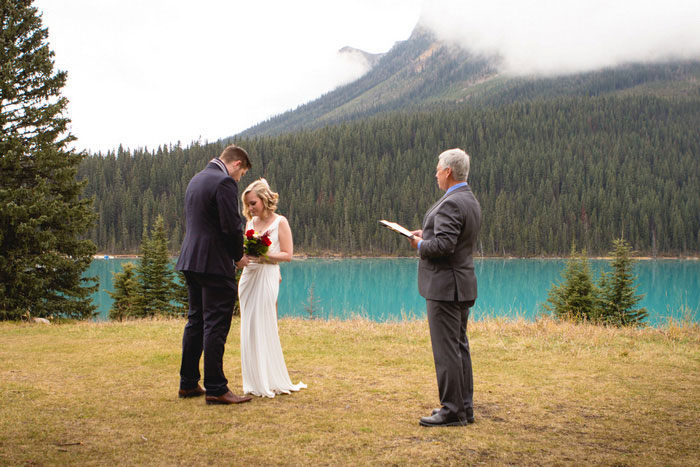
[78,25,700,257]
[338,46,385,69]
[81,92,700,256]
[238,25,700,138]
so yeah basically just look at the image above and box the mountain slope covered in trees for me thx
[77,24,700,257]
[79,94,700,257]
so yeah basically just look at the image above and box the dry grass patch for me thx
[1,317,699,466]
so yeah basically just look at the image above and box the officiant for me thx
[408,148,482,427]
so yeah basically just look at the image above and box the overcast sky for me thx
[34,0,422,153]
[33,0,700,154]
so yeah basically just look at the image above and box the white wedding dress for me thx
[239,215,307,397]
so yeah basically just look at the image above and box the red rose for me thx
[262,232,272,246]
[245,229,255,239]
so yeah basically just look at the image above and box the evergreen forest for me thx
[78,94,700,257]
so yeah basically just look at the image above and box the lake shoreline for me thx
[89,257,700,326]
[94,253,700,261]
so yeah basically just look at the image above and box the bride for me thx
[238,179,307,397]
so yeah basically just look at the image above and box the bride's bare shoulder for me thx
[276,214,290,226]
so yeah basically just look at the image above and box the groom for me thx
[176,144,252,405]
[409,148,481,427]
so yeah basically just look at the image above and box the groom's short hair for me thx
[220,144,251,169]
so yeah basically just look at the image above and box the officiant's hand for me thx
[408,230,422,249]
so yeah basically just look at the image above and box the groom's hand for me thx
[236,255,250,268]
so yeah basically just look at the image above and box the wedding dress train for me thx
[239,215,307,397]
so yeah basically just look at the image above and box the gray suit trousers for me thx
[426,299,474,420]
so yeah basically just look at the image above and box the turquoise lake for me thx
[88,258,699,327]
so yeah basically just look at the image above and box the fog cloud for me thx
[418,0,700,75]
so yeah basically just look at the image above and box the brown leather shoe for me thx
[206,390,252,405]
[178,385,206,398]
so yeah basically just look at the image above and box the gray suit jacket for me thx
[418,184,482,302]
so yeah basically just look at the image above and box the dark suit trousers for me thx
[426,299,474,420]
[180,271,237,397]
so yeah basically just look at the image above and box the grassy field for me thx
[1,316,699,466]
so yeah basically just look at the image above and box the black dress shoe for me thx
[419,412,468,427]
[178,385,206,398]
[431,407,475,423]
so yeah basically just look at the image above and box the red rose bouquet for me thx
[244,229,271,258]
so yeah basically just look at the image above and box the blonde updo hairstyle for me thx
[241,178,279,220]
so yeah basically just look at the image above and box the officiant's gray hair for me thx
[438,148,470,181]
[242,178,279,220]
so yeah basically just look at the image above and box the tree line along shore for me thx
[79,96,700,258]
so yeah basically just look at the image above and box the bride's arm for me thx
[265,217,293,263]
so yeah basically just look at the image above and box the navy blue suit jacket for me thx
[175,161,244,278]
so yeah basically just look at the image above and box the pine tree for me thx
[108,262,138,321]
[173,271,188,317]
[136,215,178,316]
[544,244,600,322]
[1,0,97,320]
[598,238,648,327]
